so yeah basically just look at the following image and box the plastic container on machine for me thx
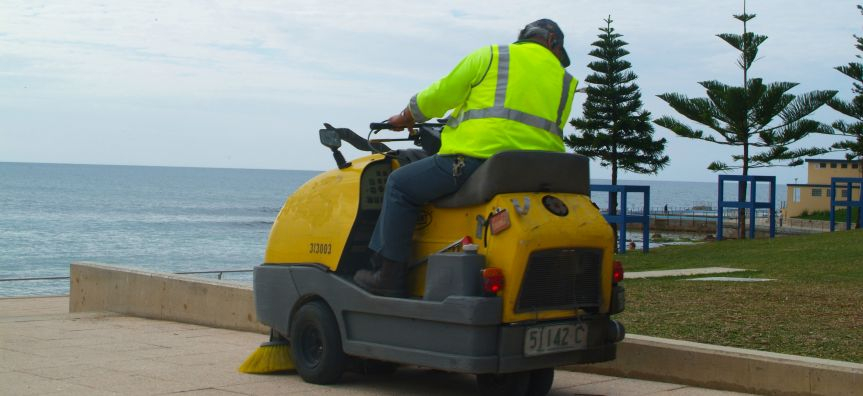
[423,251,485,301]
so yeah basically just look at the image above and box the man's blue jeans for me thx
[369,154,484,263]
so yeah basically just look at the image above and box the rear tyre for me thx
[476,371,530,396]
[290,300,346,384]
[527,368,555,396]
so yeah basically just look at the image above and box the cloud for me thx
[0,0,860,182]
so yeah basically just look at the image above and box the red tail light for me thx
[482,268,504,294]
[613,261,624,284]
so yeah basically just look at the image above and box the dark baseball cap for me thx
[518,19,570,67]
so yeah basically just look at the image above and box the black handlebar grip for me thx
[369,122,394,130]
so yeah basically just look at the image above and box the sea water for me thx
[0,162,316,296]
[0,162,785,296]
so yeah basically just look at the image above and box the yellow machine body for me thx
[264,154,378,270]
[411,192,614,323]
[264,153,615,325]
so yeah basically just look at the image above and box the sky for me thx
[1,0,862,183]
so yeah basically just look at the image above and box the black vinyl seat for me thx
[434,151,590,208]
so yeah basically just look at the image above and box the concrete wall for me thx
[70,262,862,396]
[69,262,267,334]
[570,334,862,396]
[630,218,716,233]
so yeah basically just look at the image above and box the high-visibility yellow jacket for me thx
[409,42,577,158]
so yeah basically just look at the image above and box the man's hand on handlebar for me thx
[386,106,415,132]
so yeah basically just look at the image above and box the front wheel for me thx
[290,300,346,384]
[476,371,530,396]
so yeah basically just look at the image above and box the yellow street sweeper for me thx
[241,122,625,396]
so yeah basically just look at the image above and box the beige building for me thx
[784,159,863,218]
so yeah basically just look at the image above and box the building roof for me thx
[804,158,862,164]
[787,183,861,188]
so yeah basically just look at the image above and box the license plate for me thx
[524,323,588,356]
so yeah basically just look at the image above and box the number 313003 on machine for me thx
[524,323,588,356]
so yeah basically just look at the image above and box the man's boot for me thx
[353,256,407,298]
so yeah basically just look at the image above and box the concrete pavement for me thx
[0,296,753,396]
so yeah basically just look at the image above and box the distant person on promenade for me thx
[664,204,668,214]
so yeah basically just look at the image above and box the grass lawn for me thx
[615,229,863,363]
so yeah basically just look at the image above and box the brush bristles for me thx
[238,343,295,374]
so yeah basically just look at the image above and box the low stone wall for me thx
[646,218,718,233]
[629,218,821,237]
[69,262,267,334]
[69,262,862,396]
[569,335,862,396]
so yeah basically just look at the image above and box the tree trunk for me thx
[739,3,749,240]
[737,144,749,240]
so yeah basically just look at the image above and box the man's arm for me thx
[388,46,493,128]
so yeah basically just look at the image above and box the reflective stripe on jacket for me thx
[409,42,577,158]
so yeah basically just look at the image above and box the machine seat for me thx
[434,151,590,208]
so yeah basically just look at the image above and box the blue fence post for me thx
[847,181,853,231]
[620,190,628,254]
[859,180,863,227]
[748,178,756,239]
[643,188,650,253]
[830,181,837,232]
[829,178,863,232]
[717,179,725,240]
[769,180,776,238]
[717,175,776,240]
[591,184,651,254]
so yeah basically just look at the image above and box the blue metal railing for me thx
[830,177,863,232]
[591,184,650,253]
[717,175,776,240]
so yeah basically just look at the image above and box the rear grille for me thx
[515,248,602,313]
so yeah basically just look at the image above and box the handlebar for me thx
[370,121,447,131]
[369,122,394,131]
[319,121,442,156]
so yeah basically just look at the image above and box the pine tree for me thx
[566,16,669,218]
[827,4,863,226]
[654,3,836,239]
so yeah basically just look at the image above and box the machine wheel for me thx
[527,368,555,396]
[476,371,531,396]
[290,300,346,384]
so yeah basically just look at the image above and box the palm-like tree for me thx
[827,4,863,226]
[654,5,836,239]
[567,16,668,223]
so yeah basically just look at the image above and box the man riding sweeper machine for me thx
[245,122,626,395]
